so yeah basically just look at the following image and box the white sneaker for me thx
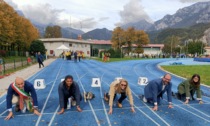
[21,105,26,113]
[143,97,147,103]
[71,100,76,106]
[67,98,72,109]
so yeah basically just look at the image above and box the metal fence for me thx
[0,57,37,75]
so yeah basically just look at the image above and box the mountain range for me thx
[16,1,210,44]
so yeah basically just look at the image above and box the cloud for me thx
[98,17,109,22]
[178,0,210,3]
[21,4,63,25]
[8,1,98,31]
[118,0,153,26]
[4,0,18,9]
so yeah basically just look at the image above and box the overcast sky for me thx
[4,0,210,32]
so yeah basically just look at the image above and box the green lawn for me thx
[91,57,210,86]
[161,65,210,86]
[91,57,143,62]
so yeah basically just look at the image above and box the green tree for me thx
[188,40,204,55]
[29,40,46,55]
[162,36,180,55]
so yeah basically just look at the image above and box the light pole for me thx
[201,42,203,55]
[178,45,181,58]
[171,36,173,58]
[185,40,188,58]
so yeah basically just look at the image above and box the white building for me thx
[39,38,93,57]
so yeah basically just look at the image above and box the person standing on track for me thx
[57,75,82,114]
[140,73,173,111]
[104,78,135,114]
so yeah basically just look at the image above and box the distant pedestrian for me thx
[74,51,77,62]
[37,52,44,68]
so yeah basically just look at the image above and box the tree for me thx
[134,30,149,54]
[162,36,180,55]
[44,25,62,38]
[124,27,136,52]
[29,40,46,55]
[187,40,204,55]
[0,1,39,51]
[111,27,124,50]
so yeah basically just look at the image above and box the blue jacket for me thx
[144,78,172,103]
[37,54,43,63]
[6,81,38,109]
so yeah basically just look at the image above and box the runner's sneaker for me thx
[67,98,72,109]
[104,92,109,102]
[71,100,76,106]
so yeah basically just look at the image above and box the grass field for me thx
[92,57,210,86]
[161,65,210,86]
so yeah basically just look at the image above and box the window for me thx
[69,43,72,47]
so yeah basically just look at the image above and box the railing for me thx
[0,57,37,75]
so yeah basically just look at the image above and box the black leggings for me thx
[106,92,127,103]
[63,94,82,109]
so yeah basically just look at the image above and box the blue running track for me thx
[0,58,210,126]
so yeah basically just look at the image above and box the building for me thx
[40,38,164,57]
[122,44,164,55]
[204,46,210,55]
[39,38,93,57]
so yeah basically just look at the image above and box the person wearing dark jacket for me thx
[57,75,82,114]
[37,52,44,68]
[5,77,41,120]
[176,74,203,104]
[142,73,173,111]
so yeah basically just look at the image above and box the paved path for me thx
[0,58,56,96]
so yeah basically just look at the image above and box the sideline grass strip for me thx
[161,65,210,86]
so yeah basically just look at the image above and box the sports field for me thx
[0,58,210,126]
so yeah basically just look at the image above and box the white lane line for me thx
[0,99,6,105]
[174,98,210,118]
[0,110,7,116]
[175,104,210,122]
[90,61,161,125]
[0,59,57,99]
[100,73,112,126]
[48,72,89,126]
[48,105,60,126]
[141,62,210,119]
[120,63,170,126]
[130,89,170,126]
[101,79,162,126]
[77,62,112,126]
[35,62,63,126]
[73,65,101,126]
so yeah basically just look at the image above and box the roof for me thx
[39,38,93,44]
[122,44,164,48]
[204,46,210,49]
[91,40,112,45]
